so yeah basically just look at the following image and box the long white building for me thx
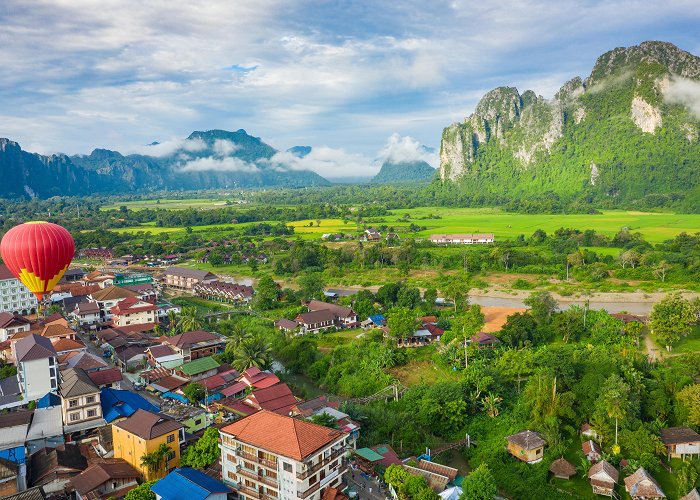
[429,233,495,245]
[0,264,38,315]
[220,410,349,500]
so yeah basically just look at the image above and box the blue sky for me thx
[1,0,699,177]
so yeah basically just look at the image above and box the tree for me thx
[677,460,699,497]
[309,412,339,429]
[524,291,557,325]
[232,337,272,371]
[423,288,438,312]
[181,427,219,468]
[253,276,278,310]
[677,384,700,427]
[598,374,632,449]
[650,293,696,351]
[384,464,408,488]
[183,383,205,404]
[387,307,418,342]
[498,312,540,347]
[140,443,171,479]
[552,307,585,343]
[460,463,496,500]
[653,261,671,282]
[178,306,204,332]
[482,392,503,417]
[124,481,156,500]
[221,322,252,352]
[444,280,469,312]
[298,272,326,300]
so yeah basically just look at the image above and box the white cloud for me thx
[664,76,700,118]
[178,156,258,173]
[377,133,438,167]
[127,137,207,157]
[213,139,239,157]
[265,148,376,178]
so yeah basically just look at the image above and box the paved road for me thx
[344,469,389,500]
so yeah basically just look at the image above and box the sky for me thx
[1,0,699,177]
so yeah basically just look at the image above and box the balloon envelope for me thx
[0,221,75,300]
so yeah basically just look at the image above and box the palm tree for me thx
[225,324,252,353]
[178,306,204,332]
[232,337,272,371]
[482,392,503,418]
[140,443,171,479]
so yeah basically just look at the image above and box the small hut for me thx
[680,489,700,500]
[505,430,546,463]
[624,467,665,499]
[549,458,576,479]
[588,460,619,497]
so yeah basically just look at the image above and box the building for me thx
[101,388,159,423]
[71,302,101,328]
[87,367,123,389]
[0,264,39,315]
[505,430,546,463]
[110,297,158,327]
[88,286,142,322]
[429,233,494,245]
[59,368,106,434]
[580,423,601,441]
[274,319,299,333]
[0,313,31,342]
[296,310,335,334]
[164,267,217,291]
[161,330,226,363]
[25,407,64,454]
[152,467,231,500]
[244,383,298,415]
[67,459,141,500]
[549,458,576,480]
[113,409,184,481]
[177,356,221,382]
[28,444,87,495]
[624,467,665,499]
[195,281,254,304]
[15,334,59,402]
[364,229,381,241]
[659,426,700,460]
[470,331,500,348]
[220,410,350,500]
[588,460,618,497]
[0,411,33,491]
[582,439,602,462]
[306,301,358,328]
[680,489,700,500]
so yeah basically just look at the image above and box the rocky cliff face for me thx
[439,41,700,204]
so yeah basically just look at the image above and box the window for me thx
[283,462,293,473]
[70,412,80,422]
[86,396,95,404]
[167,434,175,443]
[49,368,55,378]
[536,448,541,455]
[167,451,176,461]
[87,409,97,417]
[309,475,317,485]
[228,471,237,480]
[69,399,78,408]
[51,379,57,389]
[227,454,236,463]
[48,357,55,366]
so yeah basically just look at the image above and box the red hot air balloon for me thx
[0,222,75,301]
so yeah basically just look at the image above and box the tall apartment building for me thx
[0,264,39,315]
[14,334,59,401]
[220,410,349,500]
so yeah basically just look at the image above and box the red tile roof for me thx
[246,383,298,414]
[221,410,345,461]
[87,368,123,386]
[165,330,220,349]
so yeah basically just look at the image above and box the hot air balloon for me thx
[0,221,75,301]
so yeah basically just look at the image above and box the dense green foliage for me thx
[371,160,436,184]
[181,427,220,468]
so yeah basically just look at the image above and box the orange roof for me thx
[51,337,86,352]
[221,410,346,461]
[41,323,75,338]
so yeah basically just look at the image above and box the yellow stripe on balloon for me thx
[18,265,69,297]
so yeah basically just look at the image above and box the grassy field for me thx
[101,198,236,210]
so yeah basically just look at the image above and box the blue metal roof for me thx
[100,388,159,423]
[36,392,61,408]
[151,467,231,500]
[369,314,385,323]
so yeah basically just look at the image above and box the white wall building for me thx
[14,334,59,401]
[429,233,495,245]
[0,264,39,315]
[220,410,349,500]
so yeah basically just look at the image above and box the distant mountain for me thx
[371,159,436,184]
[438,41,700,208]
[0,129,329,197]
[287,146,313,158]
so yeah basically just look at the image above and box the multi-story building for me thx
[164,267,217,291]
[113,409,184,481]
[110,297,158,327]
[160,330,226,363]
[0,264,39,315]
[14,334,59,401]
[70,302,101,328]
[220,410,350,500]
[88,286,141,322]
[59,368,105,434]
[0,312,31,342]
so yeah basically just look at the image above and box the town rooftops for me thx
[624,467,665,498]
[40,323,74,338]
[506,430,546,450]
[110,297,158,315]
[51,337,86,353]
[87,367,123,386]
[246,383,297,414]
[354,448,384,462]
[165,330,221,349]
[75,302,100,315]
[659,426,700,445]
[221,409,346,461]
[67,459,140,496]
[149,345,178,358]
[2,486,46,500]
[306,300,354,318]
[60,368,100,397]
[179,356,220,376]
[588,460,619,484]
[151,467,231,500]
[0,312,31,329]
[61,351,108,371]
[165,266,216,280]
[114,409,182,440]
[417,460,459,481]
[29,444,87,487]
[101,388,159,423]
[90,286,140,302]
[298,309,335,324]
[275,319,299,330]
[15,334,57,362]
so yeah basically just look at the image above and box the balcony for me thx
[237,465,280,489]
[235,449,278,470]
[239,485,262,499]
[297,461,349,499]
[296,447,347,480]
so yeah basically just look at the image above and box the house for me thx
[89,286,141,322]
[28,444,87,495]
[238,367,280,390]
[161,330,226,362]
[0,457,20,497]
[580,422,600,440]
[51,337,87,356]
[0,313,31,342]
[86,368,123,389]
[429,233,495,245]
[306,300,358,327]
[364,229,382,241]
[81,270,116,288]
[659,426,700,460]
[59,368,106,434]
[110,297,158,327]
[101,388,160,423]
[0,264,39,315]
[0,411,33,490]
[113,409,184,480]
[195,281,254,304]
[414,460,458,491]
[71,302,101,328]
[160,406,212,436]
[296,309,335,334]
[15,334,59,402]
[113,345,148,369]
[624,467,665,499]
[164,267,217,291]
[361,314,386,329]
[549,458,576,479]
[151,467,231,500]
[25,407,65,454]
[470,331,500,348]
[582,439,602,462]
[66,459,141,500]
[275,319,300,333]
[61,268,86,283]
[148,345,183,368]
[244,383,298,415]
[3,486,47,500]
[386,233,399,241]
[680,489,700,500]
[176,356,221,382]
[220,410,349,500]
[588,460,618,497]
[505,430,546,463]
[305,407,360,448]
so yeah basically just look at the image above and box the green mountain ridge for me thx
[371,159,436,184]
[438,41,700,210]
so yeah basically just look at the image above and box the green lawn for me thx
[669,325,700,354]
[101,198,236,210]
